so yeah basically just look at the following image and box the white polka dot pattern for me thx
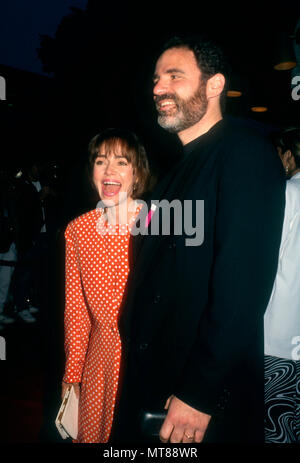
[63,206,141,443]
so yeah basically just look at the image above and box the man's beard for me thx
[155,81,208,133]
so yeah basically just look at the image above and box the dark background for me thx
[1,0,300,177]
[0,0,299,446]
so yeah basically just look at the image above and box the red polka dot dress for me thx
[63,205,141,443]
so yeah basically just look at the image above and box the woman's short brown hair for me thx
[88,128,150,199]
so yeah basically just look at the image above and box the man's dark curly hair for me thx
[158,34,230,111]
[160,35,229,81]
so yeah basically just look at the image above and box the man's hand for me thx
[159,395,211,443]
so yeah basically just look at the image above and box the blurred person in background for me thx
[264,127,300,443]
[0,169,17,329]
[12,160,63,323]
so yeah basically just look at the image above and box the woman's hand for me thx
[61,381,80,400]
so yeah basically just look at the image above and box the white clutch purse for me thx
[55,384,79,439]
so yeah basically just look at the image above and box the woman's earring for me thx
[285,165,289,174]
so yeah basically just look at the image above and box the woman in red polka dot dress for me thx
[61,129,150,443]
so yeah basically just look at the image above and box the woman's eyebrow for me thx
[96,153,127,159]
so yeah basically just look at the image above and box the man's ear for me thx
[206,73,225,99]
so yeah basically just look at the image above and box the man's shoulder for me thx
[192,118,275,161]
[222,118,273,148]
[218,118,278,166]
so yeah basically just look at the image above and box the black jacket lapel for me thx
[131,142,214,289]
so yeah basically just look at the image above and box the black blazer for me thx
[113,119,286,443]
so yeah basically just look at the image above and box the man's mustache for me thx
[154,93,180,107]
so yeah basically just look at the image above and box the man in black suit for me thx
[113,35,286,443]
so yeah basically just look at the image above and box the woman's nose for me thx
[104,161,115,174]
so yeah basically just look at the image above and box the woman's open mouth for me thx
[102,180,122,197]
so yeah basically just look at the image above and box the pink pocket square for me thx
[145,204,157,228]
